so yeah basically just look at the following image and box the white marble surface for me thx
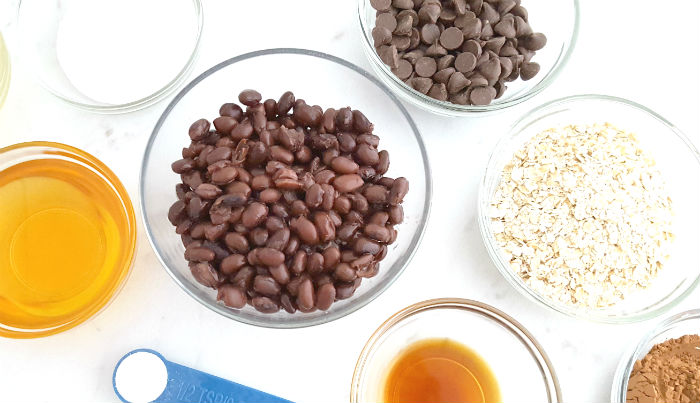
[1,1,699,402]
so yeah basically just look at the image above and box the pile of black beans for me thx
[169,90,409,314]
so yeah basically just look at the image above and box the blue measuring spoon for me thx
[113,349,292,403]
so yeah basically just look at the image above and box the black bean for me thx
[334,263,357,282]
[190,262,219,288]
[189,119,210,141]
[249,227,269,246]
[389,177,409,205]
[252,296,280,313]
[316,283,336,311]
[307,252,325,275]
[277,91,295,115]
[217,284,246,309]
[254,275,281,296]
[172,158,195,174]
[297,278,315,311]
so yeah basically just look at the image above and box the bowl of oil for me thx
[0,142,136,338]
[351,298,561,403]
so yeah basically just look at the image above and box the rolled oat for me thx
[490,123,674,309]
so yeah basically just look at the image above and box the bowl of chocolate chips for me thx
[358,0,579,115]
[141,49,431,328]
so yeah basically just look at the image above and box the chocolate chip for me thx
[498,0,516,14]
[469,85,497,105]
[461,17,482,39]
[420,23,441,45]
[415,56,438,77]
[439,7,456,23]
[454,52,477,73]
[418,3,441,24]
[447,71,470,93]
[453,0,467,15]
[398,9,420,27]
[468,73,489,87]
[520,61,540,80]
[377,45,399,68]
[427,82,448,101]
[478,57,501,85]
[392,0,414,10]
[454,11,477,28]
[481,20,494,38]
[411,77,433,94]
[433,67,455,84]
[370,0,392,11]
[482,38,502,55]
[494,15,516,38]
[437,54,455,70]
[449,89,469,105]
[521,32,547,51]
[391,35,411,51]
[376,12,398,32]
[403,49,425,64]
[439,26,464,50]
[372,26,393,46]
[514,16,532,37]
[409,28,421,48]
[395,14,413,35]
[392,59,414,80]
[425,42,448,57]
[480,2,500,24]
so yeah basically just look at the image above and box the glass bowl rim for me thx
[0,141,138,338]
[610,308,700,403]
[16,0,204,113]
[350,297,563,402]
[477,94,700,323]
[356,0,580,114]
[139,47,433,329]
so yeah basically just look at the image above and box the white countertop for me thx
[1,1,699,402]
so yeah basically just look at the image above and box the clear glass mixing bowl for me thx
[357,0,579,116]
[351,298,562,402]
[478,95,700,322]
[141,48,432,328]
[17,0,203,113]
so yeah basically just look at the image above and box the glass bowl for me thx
[357,0,579,116]
[140,48,432,328]
[0,142,137,338]
[16,0,203,113]
[351,298,562,402]
[478,95,700,322]
[611,309,700,403]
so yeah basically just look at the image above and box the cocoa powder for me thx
[626,334,700,403]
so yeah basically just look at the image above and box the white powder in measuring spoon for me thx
[115,351,169,403]
[56,0,197,105]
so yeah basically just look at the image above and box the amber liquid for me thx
[383,338,501,403]
[0,158,132,336]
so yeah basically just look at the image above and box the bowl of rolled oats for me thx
[478,94,700,322]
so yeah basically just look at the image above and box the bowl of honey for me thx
[0,142,136,338]
[351,298,561,403]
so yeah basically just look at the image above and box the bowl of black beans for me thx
[358,0,579,115]
[141,49,432,328]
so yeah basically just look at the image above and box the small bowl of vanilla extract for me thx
[351,298,561,403]
[0,142,136,338]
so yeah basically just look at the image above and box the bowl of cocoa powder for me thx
[612,309,700,403]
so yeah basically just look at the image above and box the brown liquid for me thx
[383,338,501,403]
[0,157,133,337]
